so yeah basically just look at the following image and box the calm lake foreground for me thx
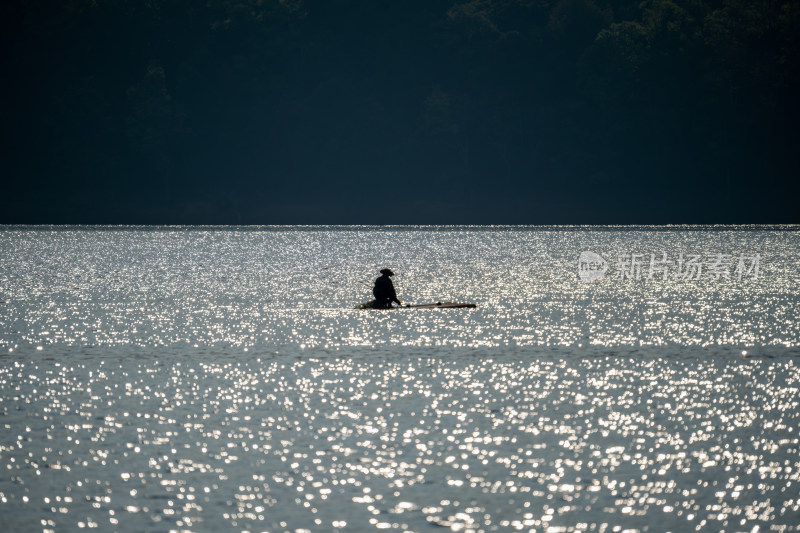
[1,226,798,532]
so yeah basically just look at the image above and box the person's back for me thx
[373,268,401,308]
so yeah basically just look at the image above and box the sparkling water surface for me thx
[1,226,799,532]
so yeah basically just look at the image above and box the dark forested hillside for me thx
[2,0,798,224]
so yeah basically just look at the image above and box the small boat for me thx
[356,300,476,309]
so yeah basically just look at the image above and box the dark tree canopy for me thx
[2,0,798,224]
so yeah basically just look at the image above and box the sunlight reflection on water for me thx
[1,226,799,532]
[0,226,798,351]
[1,353,799,532]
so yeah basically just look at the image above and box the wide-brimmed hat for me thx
[380,268,394,276]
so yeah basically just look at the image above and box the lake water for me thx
[1,226,799,532]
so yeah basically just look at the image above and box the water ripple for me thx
[0,227,797,351]
[1,353,798,532]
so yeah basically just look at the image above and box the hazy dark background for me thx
[2,0,798,224]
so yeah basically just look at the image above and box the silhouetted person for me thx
[373,268,402,308]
